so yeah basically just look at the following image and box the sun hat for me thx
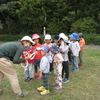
[61,38,70,44]
[59,34,70,43]
[21,36,35,45]
[45,34,52,40]
[32,34,40,40]
[54,35,59,40]
[59,33,68,42]
[50,44,62,53]
[59,33,65,38]
[43,44,50,51]
[37,45,49,52]
[69,33,79,40]
[78,33,83,37]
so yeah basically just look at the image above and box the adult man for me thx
[0,36,35,98]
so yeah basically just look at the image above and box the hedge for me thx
[0,34,100,45]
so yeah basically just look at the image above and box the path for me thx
[85,45,100,50]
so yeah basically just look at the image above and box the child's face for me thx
[78,36,82,40]
[45,39,51,44]
[41,50,46,56]
[22,41,32,47]
[33,38,39,44]
[69,37,73,41]
[54,39,58,44]
[51,51,55,54]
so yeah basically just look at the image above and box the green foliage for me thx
[70,17,98,34]
[0,0,100,35]
[0,33,100,45]
[47,22,60,35]
[84,34,100,45]
[0,35,22,42]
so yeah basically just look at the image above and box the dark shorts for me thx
[34,59,40,66]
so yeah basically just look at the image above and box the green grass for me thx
[0,49,100,100]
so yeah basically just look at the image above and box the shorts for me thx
[34,59,40,66]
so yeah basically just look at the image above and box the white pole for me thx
[43,27,46,36]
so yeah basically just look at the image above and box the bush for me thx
[70,17,98,34]
[84,34,100,45]
[0,35,23,42]
[0,34,100,45]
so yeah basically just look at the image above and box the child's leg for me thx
[34,66,38,74]
[63,61,69,79]
[57,65,63,88]
[79,51,83,65]
[42,73,49,90]
[73,56,79,71]
[62,62,64,78]
[50,62,53,72]
[54,65,58,84]
[34,59,40,75]
[71,56,74,70]
[24,66,29,78]
[29,64,34,78]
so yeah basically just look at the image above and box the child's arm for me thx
[60,40,69,53]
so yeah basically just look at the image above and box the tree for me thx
[0,1,18,34]
[70,17,98,34]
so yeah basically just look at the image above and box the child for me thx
[44,34,53,73]
[59,36,70,83]
[78,33,85,67]
[32,34,42,79]
[50,44,64,90]
[22,45,35,82]
[37,45,52,95]
[69,33,80,72]
[68,35,73,64]
[53,35,59,44]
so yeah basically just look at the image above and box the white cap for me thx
[21,36,35,45]
[45,34,51,40]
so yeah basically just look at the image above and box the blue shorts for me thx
[34,59,40,66]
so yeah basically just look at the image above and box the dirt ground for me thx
[85,45,100,50]
[0,42,100,50]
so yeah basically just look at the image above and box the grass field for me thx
[0,49,100,100]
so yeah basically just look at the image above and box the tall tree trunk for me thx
[74,0,77,20]
[2,12,11,34]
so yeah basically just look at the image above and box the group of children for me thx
[21,32,85,95]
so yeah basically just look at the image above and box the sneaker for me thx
[37,86,45,91]
[16,91,28,99]
[62,78,69,83]
[0,89,3,95]
[51,83,58,86]
[72,69,79,72]
[37,76,42,79]
[40,89,50,95]
[79,64,83,68]
[78,63,81,66]
[49,72,52,74]
[34,74,39,78]
[26,78,33,82]
[24,77,28,81]
[54,86,62,90]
